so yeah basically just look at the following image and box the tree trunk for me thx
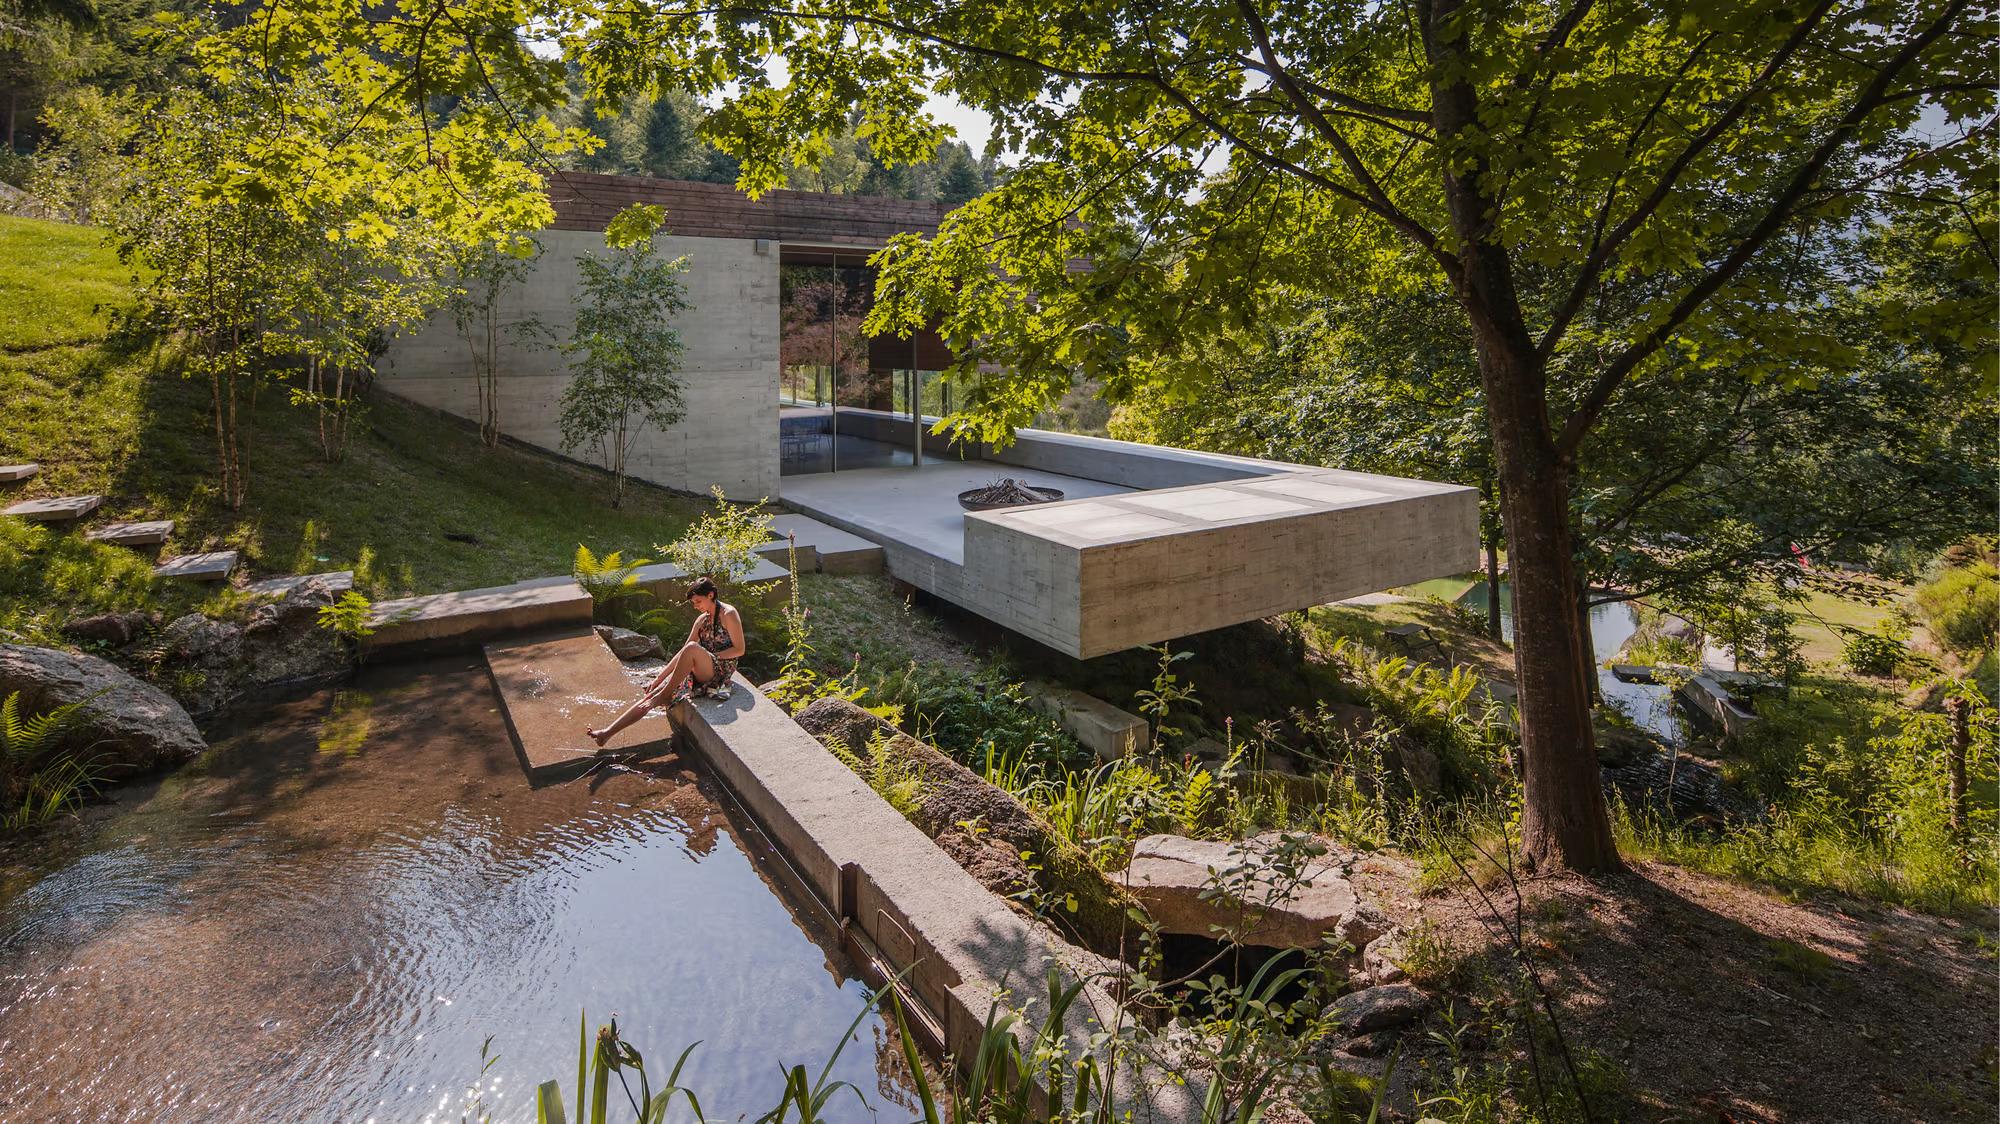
[1945,696,1970,835]
[1481,477,1502,641]
[1428,0,1618,872]
[1476,339,1621,874]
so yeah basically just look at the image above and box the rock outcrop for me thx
[1113,832,1390,951]
[148,577,355,716]
[0,643,206,777]
[594,625,664,662]
[793,694,1144,960]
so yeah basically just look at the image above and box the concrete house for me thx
[378,173,1479,658]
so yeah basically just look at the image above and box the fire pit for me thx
[958,477,1066,512]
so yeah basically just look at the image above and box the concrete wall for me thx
[378,228,782,500]
[832,407,1299,489]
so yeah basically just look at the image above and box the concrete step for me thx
[629,556,792,605]
[3,494,103,523]
[245,570,356,599]
[365,577,593,656]
[484,626,670,780]
[86,519,174,547]
[153,550,238,581]
[766,513,885,574]
[1027,684,1147,761]
[0,463,40,483]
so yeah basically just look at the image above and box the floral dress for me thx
[688,608,737,700]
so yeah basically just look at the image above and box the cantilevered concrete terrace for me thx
[782,411,1479,659]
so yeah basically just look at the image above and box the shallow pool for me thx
[0,659,912,1122]
[1460,583,1686,744]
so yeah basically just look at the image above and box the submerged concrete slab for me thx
[671,677,1196,1122]
[0,463,40,483]
[765,513,885,574]
[1028,684,1147,760]
[364,578,593,655]
[245,570,356,598]
[153,550,238,581]
[86,519,174,546]
[484,626,669,779]
[3,494,102,523]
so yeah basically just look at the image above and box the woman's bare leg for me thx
[587,644,716,746]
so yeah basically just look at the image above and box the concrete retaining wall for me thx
[377,228,781,500]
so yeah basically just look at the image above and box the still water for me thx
[1459,583,1685,744]
[0,659,912,1122]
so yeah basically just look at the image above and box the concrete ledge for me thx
[1029,684,1147,761]
[630,556,792,607]
[673,678,1197,1121]
[364,578,593,655]
[766,513,884,575]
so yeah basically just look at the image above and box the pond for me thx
[0,658,913,1122]
[1459,582,1686,744]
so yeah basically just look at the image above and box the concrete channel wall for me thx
[674,677,1199,1122]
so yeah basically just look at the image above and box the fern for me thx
[1,690,101,831]
[572,544,652,608]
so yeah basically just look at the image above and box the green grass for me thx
[0,214,705,635]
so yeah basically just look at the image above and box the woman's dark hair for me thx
[685,576,719,601]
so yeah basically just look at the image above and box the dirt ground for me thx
[1355,857,1998,1122]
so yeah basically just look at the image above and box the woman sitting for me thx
[587,576,744,747]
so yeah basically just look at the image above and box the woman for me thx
[587,576,745,747]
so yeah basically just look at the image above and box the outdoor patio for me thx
[777,423,1480,658]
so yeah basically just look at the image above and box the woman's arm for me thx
[716,606,747,660]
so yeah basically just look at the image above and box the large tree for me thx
[260,0,1991,872]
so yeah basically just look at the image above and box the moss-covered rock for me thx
[794,695,1145,960]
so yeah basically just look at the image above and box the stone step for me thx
[364,577,593,655]
[85,519,175,547]
[766,513,885,574]
[0,463,40,483]
[628,556,793,605]
[3,494,103,523]
[1027,684,1147,761]
[245,570,356,599]
[153,550,239,582]
[484,626,671,780]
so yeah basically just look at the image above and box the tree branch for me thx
[1552,0,1969,460]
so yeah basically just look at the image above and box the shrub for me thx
[1915,562,1999,657]
[658,487,773,588]
[1841,621,1908,677]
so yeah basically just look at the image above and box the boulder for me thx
[1363,934,1408,984]
[0,643,206,778]
[1331,983,1430,1033]
[1113,832,1390,950]
[150,578,353,715]
[795,695,1144,960]
[62,611,155,648]
[594,624,665,662]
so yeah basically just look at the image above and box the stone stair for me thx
[86,519,175,547]
[0,463,40,483]
[153,550,239,582]
[3,494,103,523]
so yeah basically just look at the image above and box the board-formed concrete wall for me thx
[377,228,781,500]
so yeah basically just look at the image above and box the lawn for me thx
[0,214,707,633]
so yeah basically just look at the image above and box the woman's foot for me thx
[586,727,611,748]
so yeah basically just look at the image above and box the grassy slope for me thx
[0,215,704,631]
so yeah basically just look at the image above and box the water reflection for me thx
[0,659,906,1122]
[1460,584,1686,744]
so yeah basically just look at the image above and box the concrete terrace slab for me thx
[0,463,39,483]
[779,450,1478,658]
[244,570,356,598]
[780,463,1128,566]
[484,627,669,779]
[153,550,238,581]
[364,578,593,655]
[765,512,884,574]
[3,494,102,523]
[85,519,174,546]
